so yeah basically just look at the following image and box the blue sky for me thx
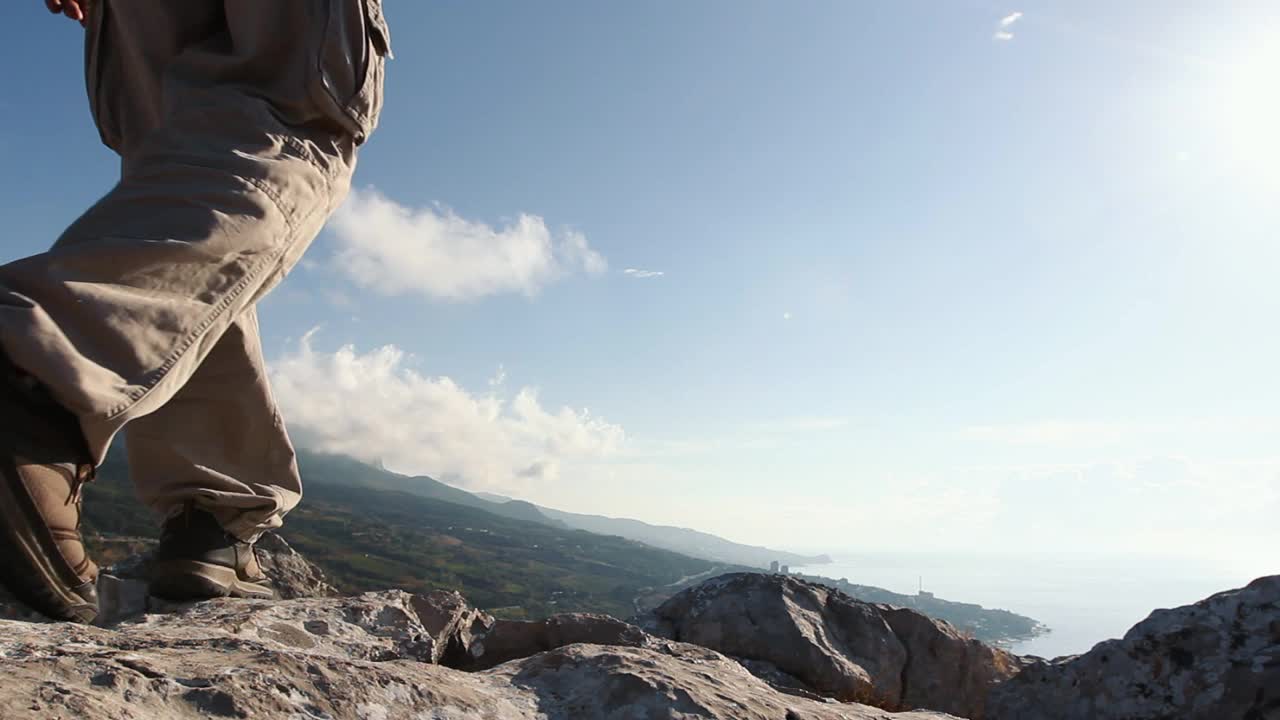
[3,1,1278,574]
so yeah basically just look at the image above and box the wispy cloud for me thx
[270,333,624,492]
[964,417,1280,447]
[994,10,1022,40]
[329,188,606,302]
[999,11,1023,27]
[624,268,665,279]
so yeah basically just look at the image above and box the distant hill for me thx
[296,450,569,529]
[794,573,1046,646]
[536,507,831,569]
[79,448,1042,643]
[300,451,829,569]
[83,449,730,619]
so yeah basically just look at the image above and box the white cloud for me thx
[994,11,1022,40]
[624,268,665,279]
[782,311,792,321]
[329,188,606,302]
[269,334,624,492]
[999,11,1023,27]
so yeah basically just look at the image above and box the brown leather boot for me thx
[149,506,275,601]
[0,357,99,623]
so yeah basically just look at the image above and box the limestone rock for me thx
[0,592,959,720]
[489,642,953,720]
[879,605,1024,719]
[988,575,1280,720]
[650,572,1019,718]
[411,588,497,665]
[252,533,340,599]
[95,573,151,625]
[404,591,661,672]
[464,612,654,670]
[119,590,441,662]
[734,657,835,701]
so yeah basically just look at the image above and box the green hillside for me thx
[79,450,1043,641]
[294,450,568,528]
[295,450,825,569]
[80,450,725,619]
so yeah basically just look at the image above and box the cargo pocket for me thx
[314,0,393,144]
[84,0,122,151]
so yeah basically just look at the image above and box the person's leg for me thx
[0,1,371,456]
[125,307,301,542]
[130,307,300,600]
[0,0,226,624]
[0,0,390,617]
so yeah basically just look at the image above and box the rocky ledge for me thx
[0,589,958,720]
[2,536,1277,719]
[0,537,957,720]
[988,575,1280,720]
[643,572,1023,718]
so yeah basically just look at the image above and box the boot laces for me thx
[67,464,95,532]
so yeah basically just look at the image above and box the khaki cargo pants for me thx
[0,0,390,540]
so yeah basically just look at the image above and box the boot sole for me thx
[0,459,98,623]
[149,559,276,601]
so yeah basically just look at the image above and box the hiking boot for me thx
[0,357,99,623]
[149,506,275,601]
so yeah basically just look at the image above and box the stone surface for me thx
[464,612,654,670]
[988,575,1280,720]
[0,592,958,720]
[10,541,1275,719]
[491,642,951,720]
[95,573,152,625]
[252,533,340,599]
[120,590,442,663]
[879,606,1025,719]
[649,572,1019,718]
[411,588,498,665]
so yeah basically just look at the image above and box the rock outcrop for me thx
[988,575,1280,720]
[647,572,1020,719]
[7,533,1275,720]
[461,612,654,670]
[252,533,341,599]
[408,588,496,665]
[0,589,958,720]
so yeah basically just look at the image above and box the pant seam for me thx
[100,169,330,421]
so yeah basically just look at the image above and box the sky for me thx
[2,0,1278,578]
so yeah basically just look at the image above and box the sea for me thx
[793,551,1262,659]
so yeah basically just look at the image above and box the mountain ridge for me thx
[298,448,828,569]
[536,504,831,569]
[81,447,1041,643]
